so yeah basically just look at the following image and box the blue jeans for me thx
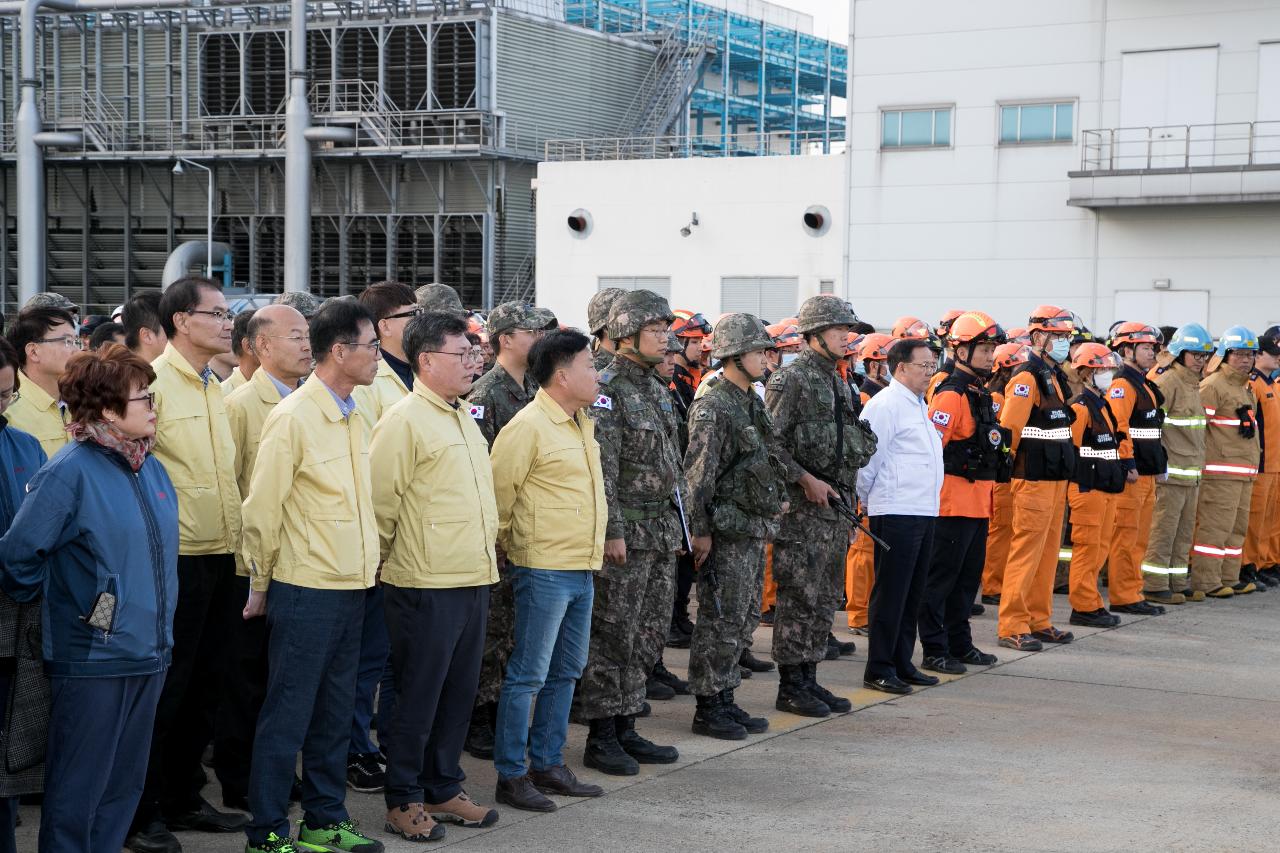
[246,582,365,845]
[493,567,594,780]
[350,585,389,756]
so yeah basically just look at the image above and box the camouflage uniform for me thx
[578,292,683,721]
[272,290,323,318]
[415,282,466,316]
[23,291,79,314]
[589,288,626,372]
[766,296,877,667]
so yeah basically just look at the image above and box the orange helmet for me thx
[857,332,896,362]
[1109,321,1161,349]
[671,309,712,339]
[1005,326,1031,345]
[936,309,966,338]
[946,311,1004,346]
[845,331,865,358]
[1027,305,1075,334]
[466,313,489,343]
[994,343,1032,370]
[767,320,803,350]
[1071,342,1122,371]
[891,316,943,351]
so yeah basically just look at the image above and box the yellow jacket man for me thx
[4,305,77,458]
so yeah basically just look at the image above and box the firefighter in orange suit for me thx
[980,343,1031,604]
[843,333,893,634]
[1190,326,1261,599]
[1104,323,1169,616]
[1241,330,1280,590]
[1063,343,1126,628]
[996,306,1078,652]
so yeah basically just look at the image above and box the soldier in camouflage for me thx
[766,294,878,717]
[588,287,626,371]
[578,289,684,776]
[23,291,80,317]
[461,300,557,758]
[684,313,787,740]
[415,281,467,316]
[271,290,324,319]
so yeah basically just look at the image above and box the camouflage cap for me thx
[488,301,557,337]
[23,291,79,315]
[587,287,626,335]
[606,289,674,341]
[415,282,466,315]
[712,313,774,360]
[665,331,684,353]
[796,294,859,334]
[273,290,325,318]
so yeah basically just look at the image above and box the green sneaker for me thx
[246,833,300,853]
[296,819,385,853]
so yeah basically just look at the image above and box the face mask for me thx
[854,361,868,376]
[1092,370,1115,391]
[781,353,799,367]
[1271,368,1280,381]
[1049,338,1071,363]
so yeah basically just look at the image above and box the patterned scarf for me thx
[66,419,154,472]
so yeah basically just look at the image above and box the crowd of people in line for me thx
[0,280,1273,853]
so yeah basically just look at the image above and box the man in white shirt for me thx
[856,338,945,695]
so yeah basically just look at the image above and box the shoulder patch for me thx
[1155,366,1167,375]
[992,401,1002,414]
[930,410,952,428]
[598,368,617,385]
[1109,387,1125,399]
[593,394,613,411]
[467,404,484,420]
[1013,383,1031,398]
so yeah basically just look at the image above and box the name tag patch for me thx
[1013,384,1031,398]
[1110,387,1125,399]
[468,404,485,420]
[931,410,951,427]
[593,394,613,410]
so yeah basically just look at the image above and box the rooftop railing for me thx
[1079,121,1280,171]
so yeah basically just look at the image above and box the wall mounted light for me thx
[680,212,699,237]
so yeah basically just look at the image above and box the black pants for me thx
[132,553,235,830]
[864,515,936,682]
[382,584,488,807]
[672,552,695,624]
[214,574,269,801]
[918,516,989,659]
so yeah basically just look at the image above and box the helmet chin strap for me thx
[815,333,842,364]
[732,355,765,384]
[956,345,992,378]
[619,337,664,366]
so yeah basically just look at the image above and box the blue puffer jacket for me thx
[0,439,179,678]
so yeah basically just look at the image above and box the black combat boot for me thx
[645,673,676,700]
[691,693,747,741]
[719,688,768,734]
[583,718,639,776]
[801,662,852,712]
[775,664,830,718]
[614,715,678,763]
[464,702,495,759]
[652,660,691,695]
[739,649,775,673]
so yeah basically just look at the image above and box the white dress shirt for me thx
[856,376,945,517]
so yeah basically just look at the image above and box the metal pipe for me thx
[175,157,213,273]
[303,125,355,144]
[162,240,230,289]
[283,0,309,293]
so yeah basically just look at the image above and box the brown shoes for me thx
[495,774,556,813]
[385,803,445,842]
[427,791,499,828]
[529,764,605,798]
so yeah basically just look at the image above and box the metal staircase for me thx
[614,16,713,138]
[80,92,127,153]
[311,80,394,148]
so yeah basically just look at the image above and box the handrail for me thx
[545,128,843,161]
[1078,121,1280,171]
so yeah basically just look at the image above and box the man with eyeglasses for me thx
[4,305,77,459]
[217,303,313,813]
[128,277,248,853]
[355,281,419,429]
[462,300,556,760]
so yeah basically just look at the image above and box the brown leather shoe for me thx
[427,791,499,828]
[384,803,445,842]
[528,764,604,798]
[495,775,556,813]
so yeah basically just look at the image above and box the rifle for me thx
[672,483,694,555]
[700,545,724,618]
[799,464,891,552]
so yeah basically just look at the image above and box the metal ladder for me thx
[614,16,714,139]
[81,91,127,153]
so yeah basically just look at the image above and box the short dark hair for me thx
[122,291,164,350]
[887,337,931,375]
[59,343,157,426]
[1159,326,1178,350]
[357,281,417,326]
[404,311,469,371]
[159,277,222,338]
[0,338,21,390]
[231,309,257,357]
[309,299,375,363]
[6,306,76,368]
[89,322,126,351]
[530,329,590,387]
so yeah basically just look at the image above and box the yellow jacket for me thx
[152,343,243,555]
[354,358,409,433]
[225,370,294,576]
[490,389,606,571]
[240,374,378,592]
[221,367,251,395]
[370,383,499,588]
[5,371,68,459]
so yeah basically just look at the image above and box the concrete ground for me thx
[20,590,1280,852]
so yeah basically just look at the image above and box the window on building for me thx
[598,277,672,301]
[720,277,799,323]
[999,102,1075,144]
[881,107,952,148]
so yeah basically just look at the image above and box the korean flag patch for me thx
[593,394,613,411]
[1109,387,1125,399]
[467,404,485,420]
[931,410,952,428]
[1012,383,1031,398]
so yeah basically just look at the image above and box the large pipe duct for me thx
[162,240,231,290]
[283,0,309,294]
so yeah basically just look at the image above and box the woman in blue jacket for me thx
[0,343,179,853]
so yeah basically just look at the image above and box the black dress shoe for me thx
[124,822,181,853]
[900,670,940,687]
[496,774,556,812]
[921,655,966,675]
[165,796,248,832]
[863,676,912,695]
[528,764,604,798]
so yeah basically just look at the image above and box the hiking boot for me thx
[827,633,856,657]
[801,662,852,712]
[921,655,966,675]
[958,647,998,666]
[583,718,639,776]
[464,703,495,760]
[1206,586,1235,599]
[495,775,556,813]
[1110,600,1165,615]
[427,791,498,828]
[245,832,299,853]
[297,819,384,853]
[774,664,830,718]
[645,674,676,700]
[1145,589,1185,605]
[739,649,775,672]
[720,688,768,734]
[346,752,385,794]
[1030,627,1074,644]
[980,594,1001,606]
[384,804,445,842]
[652,661,691,695]
[997,634,1043,652]
[614,715,678,764]
[692,693,748,740]
[1069,608,1120,628]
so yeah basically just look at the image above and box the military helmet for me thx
[415,282,465,315]
[487,301,557,337]
[606,289,674,341]
[588,288,626,335]
[665,332,684,354]
[23,291,80,315]
[272,290,324,318]
[712,313,774,360]
[796,294,859,334]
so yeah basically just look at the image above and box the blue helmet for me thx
[1166,323,1215,357]
[1215,325,1259,358]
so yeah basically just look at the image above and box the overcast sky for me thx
[786,0,850,43]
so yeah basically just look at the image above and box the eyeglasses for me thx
[0,389,18,404]
[641,327,670,338]
[128,392,156,410]
[385,308,423,321]
[907,360,939,373]
[36,335,80,349]
[188,308,234,323]
[427,347,486,365]
[341,339,382,353]
[266,334,309,345]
